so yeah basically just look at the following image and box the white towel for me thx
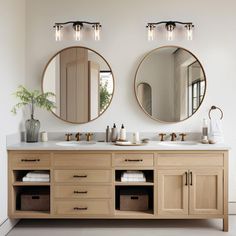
[26,171,49,178]
[121,177,146,182]
[22,177,50,182]
[209,118,224,143]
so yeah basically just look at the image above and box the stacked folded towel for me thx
[121,171,146,182]
[22,171,50,182]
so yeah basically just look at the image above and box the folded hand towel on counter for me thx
[22,177,50,182]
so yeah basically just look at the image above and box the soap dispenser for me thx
[119,124,126,141]
[201,118,209,144]
[111,123,118,142]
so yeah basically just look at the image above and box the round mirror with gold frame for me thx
[134,46,207,123]
[42,46,114,124]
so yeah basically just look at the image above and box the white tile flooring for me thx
[7,216,236,236]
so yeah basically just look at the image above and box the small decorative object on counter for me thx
[41,131,48,142]
[132,132,140,144]
[106,125,110,142]
[119,124,126,141]
[201,118,209,144]
[111,123,118,142]
[11,86,56,143]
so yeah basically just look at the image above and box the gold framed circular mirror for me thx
[42,46,114,124]
[134,46,206,123]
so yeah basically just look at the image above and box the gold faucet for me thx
[75,132,82,141]
[85,133,93,142]
[170,133,177,141]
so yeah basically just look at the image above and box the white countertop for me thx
[7,141,230,151]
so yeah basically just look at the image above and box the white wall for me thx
[25,0,236,201]
[0,0,25,224]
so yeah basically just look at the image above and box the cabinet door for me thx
[189,168,223,215]
[157,170,188,215]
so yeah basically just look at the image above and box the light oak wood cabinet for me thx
[8,150,228,231]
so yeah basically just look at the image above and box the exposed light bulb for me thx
[75,24,82,41]
[55,25,62,41]
[147,24,155,41]
[166,23,175,41]
[186,24,194,40]
[94,24,101,41]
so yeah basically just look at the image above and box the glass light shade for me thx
[147,24,155,41]
[94,24,101,41]
[55,25,62,41]
[166,24,175,41]
[186,24,194,40]
[75,24,82,41]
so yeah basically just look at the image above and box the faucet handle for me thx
[65,133,72,141]
[159,133,166,141]
[75,132,82,141]
[85,133,94,142]
[179,133,187,141]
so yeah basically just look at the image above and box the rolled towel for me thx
[209,118,224,143]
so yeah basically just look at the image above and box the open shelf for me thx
[13,182,50,186]
[115,209,154,217]
[115,181,154,186]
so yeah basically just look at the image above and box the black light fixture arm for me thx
[147,21,194,27]
[54,21,101,28]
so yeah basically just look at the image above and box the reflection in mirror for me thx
[135,46,206,122]
[42,47,114,123]
[137,83,152,115]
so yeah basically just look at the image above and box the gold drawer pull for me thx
[125,159,143,162]
[21,159,40,162]
[73,207,88,211]
[74,191,88,194]
[73,175,87,178]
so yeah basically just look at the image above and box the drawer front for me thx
[113,153,154,167]
[53,153,111,168]
[55,200,111,215]
[11,153,50,169]
[54,170,112,183]
[54,185,112,199]
[157,153,224,167]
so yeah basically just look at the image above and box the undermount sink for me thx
[158,141,199,146]
[56,141,97,146]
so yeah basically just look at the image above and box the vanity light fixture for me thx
[54,21,102,41]
[146,21,194,41]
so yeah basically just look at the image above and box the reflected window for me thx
[100,71,113,113]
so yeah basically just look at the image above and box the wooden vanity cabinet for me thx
[8,150,228,231]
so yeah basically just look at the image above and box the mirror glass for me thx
[42,47,114,123]
[135,46,206,122]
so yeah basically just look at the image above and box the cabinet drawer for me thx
[54,200,111,215]
[157,153,224,167]
[10,153,50,169]
[54,170,112,183]
[113,153,154,167]
[54,185,112,199]
[53,153,111,168]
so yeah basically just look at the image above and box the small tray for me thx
[115,141,145,146]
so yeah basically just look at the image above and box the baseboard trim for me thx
[229,202,236,215]
[0,218,18,236]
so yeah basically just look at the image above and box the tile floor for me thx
[7,216,236,236]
